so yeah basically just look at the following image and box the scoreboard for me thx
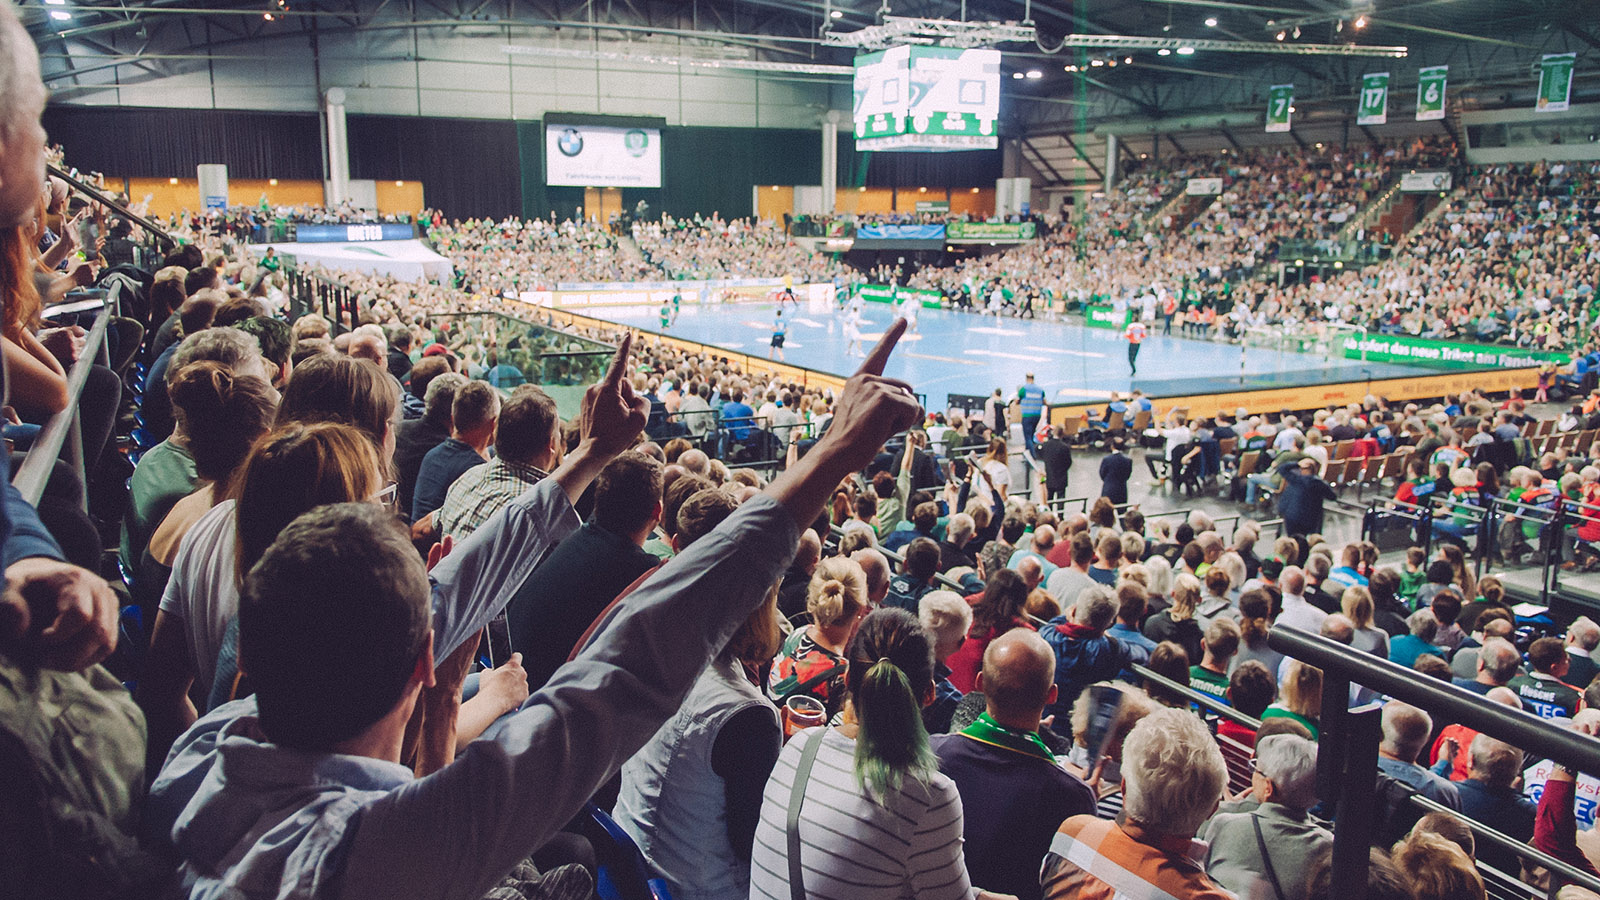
[853,46,1000,151]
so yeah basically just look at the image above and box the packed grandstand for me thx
[8,2,1600,900]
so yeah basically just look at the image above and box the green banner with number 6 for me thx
[1266,84,1293,133]
[1357,72,1389,125]
[1416,66,1447,121]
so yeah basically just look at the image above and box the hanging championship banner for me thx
[1266,84,1293,133]
[1536,53,1577,113]
[1416,66,1447,121]
[1358,72,1389,125]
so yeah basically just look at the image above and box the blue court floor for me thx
[584,301,1435,408]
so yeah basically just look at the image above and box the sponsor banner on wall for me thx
[1399,171,1454,192]
[1341,334,1565,369]
[945,221,1037,241]
[856,223,947,240]
[859,284,943,307]
[1085,304,1133,329]
[1186,177,1223,196]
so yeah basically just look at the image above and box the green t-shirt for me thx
[120,438,199,570]
[1189,666,1231,703]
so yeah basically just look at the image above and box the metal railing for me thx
[1270,625,1600,900]
[13,293,114,507]
[46,164,177,253]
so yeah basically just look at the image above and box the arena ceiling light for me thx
[1058,34,1406,57]
[821,16,1038,50]
[501,44,852,76]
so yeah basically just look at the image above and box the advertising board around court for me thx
[945,221,1037,242]
[1400,171,1453,193]
[1085,304,1133,329]
[858,284,943,308]
[1341,334,1566,369]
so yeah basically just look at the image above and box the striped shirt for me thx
[1042,816,1235,900]
[749,726,975,900]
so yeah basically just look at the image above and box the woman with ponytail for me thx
[751,607,992,900]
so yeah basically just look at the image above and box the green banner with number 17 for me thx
[1416,66,1447,121]
[1357,72,1389,125]
[1266,84,1293,133]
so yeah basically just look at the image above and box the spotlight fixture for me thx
[44,0,66,5]
[1204,16,1218,27]
[1090,58,1104,66]
[49,9,70,18]
[1157,47,1171,56]
[1275,30,1286,40]
[1107,59,1117,67]
[1012,71,1024,79]
[268,178,279,185]
[264,12,275,19]
[830,9,843,18]
[1025,69,1043,78]
[1355,15,1367,28]
[1176,46,1195,55]
[1124,56,1133,64]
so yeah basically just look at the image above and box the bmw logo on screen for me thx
[557,128,584,157]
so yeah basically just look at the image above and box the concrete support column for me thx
[1103,132,1118,193]
[323,87,350,207]
[822,110,840,214]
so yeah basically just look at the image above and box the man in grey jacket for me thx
[143,324,923,900]
[1203,734,1330,900]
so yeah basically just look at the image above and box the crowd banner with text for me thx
[1186,177,1223,196]
[945,221,1038,242]
[1357,72,1389,126]
[1537,53,1577,113]
[858,284,943,308]
[914,200,950,213]
[1086,304,1133,329]
[1341,334,1566,369]
[1400,171,1453,192]
[1266,84,1294,133]
[1417,66,1447,121]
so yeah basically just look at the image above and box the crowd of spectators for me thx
[631,214,851,283]
[14,3,1600,897]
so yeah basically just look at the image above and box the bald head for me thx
[1017,555,1044,590]
[979,629,1058,727]
[1478,638,1521,685]
[1032,524,1057,552]
[1485,686,1522,709]
[678,448,710,476]
[347,333,385,366]
[794,529,822,575]
[1321,614,1355,645]
[1063,513,1088,535]
[1281,566,1306,596]
[851,549,890,605]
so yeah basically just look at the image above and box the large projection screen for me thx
[853,47,1000,151]
[544,116,664,188]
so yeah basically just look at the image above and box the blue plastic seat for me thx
[582,804,673,900]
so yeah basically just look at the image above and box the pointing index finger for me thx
[603,331,634,389]
[856,318,907,378]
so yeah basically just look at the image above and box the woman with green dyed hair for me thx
[750,607,1004,899]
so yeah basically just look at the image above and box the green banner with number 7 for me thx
[1266,84,1293,133]
[1357,73,1389,125]
[1416,66,1447,121]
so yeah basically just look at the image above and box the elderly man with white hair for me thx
[918,589,973,734]
[1377,701,1461,810]
[1203,734,1330,900]
[1565,616,1600,689]
[1043,708,1232,900]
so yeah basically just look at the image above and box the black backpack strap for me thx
[786,727,827,900]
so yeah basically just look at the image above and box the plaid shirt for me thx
[437,458,548,540]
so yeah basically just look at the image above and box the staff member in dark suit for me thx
[1098,438,1133,505]
[1036,425,1074,500]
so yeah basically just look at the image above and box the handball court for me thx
[580,300,1434,408]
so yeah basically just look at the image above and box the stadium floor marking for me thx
[1024,345,1107,358]
[964,349,1051,363]
[905,351,985,366]
[967,326,1027,336]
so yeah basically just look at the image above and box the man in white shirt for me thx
[1275,566,1327,634]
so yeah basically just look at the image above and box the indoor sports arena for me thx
[4,1,1600,899]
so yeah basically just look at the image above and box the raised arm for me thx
[340,322,922,900]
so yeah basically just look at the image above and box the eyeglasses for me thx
[370,481,399,512]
